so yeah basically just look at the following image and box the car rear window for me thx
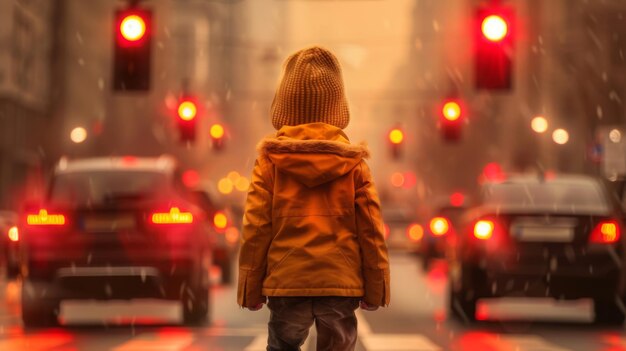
[483,180,611,215]
[49,171,170,205]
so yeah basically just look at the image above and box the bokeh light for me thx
[217,178,234,194]
[70,127,87,144]
[552,129,569,145]
[531,116,548,133]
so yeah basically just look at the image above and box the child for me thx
[238,46,390,351]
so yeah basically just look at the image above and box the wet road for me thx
[0,253,625,350]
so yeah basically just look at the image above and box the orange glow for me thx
[481,15,508,42]
[210,124,225,139]
[474,220,494,240]
[217,178,233,194]
[383,223,390,240]
[225,227,240,244]
[407,223,424,242]
[390,172,405,187]
[8,226,19,242]
[388,129,404,145]
[442,101,461,121]
[151,207,193,224]
[178,101,197,121]
[27,210,66,226]
[429,217,449,236]
[213,211,228,230]
[120,15,146,42]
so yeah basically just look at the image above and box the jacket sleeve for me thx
[354,161,391,307]
[237,157,274,308]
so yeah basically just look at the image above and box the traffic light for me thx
[388,127,404,159]
[440,99,463,142]
[177,98,197,143]
[113,7,152,91]
[210,123,226,150]
[475,6,514,90]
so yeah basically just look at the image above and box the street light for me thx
[552,129,569,145]
[70,127,87,144]
[531,116,548,133]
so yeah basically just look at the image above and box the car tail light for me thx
[151,207,194,224]
[590,220,620,244]
[429,217,450,236]
[213,211,228,231]
[8,226,19,242]
[474,220,495,240]
[26,209,66,226]
[407,223,424,242]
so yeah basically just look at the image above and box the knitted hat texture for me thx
[270,46,350,130]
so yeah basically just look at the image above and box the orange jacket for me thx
[237,123,390,308]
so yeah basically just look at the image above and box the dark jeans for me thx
[266,296,359,351]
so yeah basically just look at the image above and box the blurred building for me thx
[0,0,56,207]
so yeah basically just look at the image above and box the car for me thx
[421,203,467,271]
[19,156,213,327]
[0,210,20,279]
[382,206,423,252]
[448,174,626,324]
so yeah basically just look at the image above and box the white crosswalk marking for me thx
[244,334,268,351]
[497,335,572,351]
[355,310,441,351]
[112,332,194,351]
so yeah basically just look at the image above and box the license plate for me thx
[83,215,136,232]
[516,226,574,242]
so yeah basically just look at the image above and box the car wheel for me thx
[593,299,626,325]
[448,263,485,323]
[21,280,60,328]
[182,285,210,326]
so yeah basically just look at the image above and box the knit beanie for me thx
[270,46,350,130]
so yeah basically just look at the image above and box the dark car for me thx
[448,174,626,324]
[19,156,213,327]
[0,210,20,278]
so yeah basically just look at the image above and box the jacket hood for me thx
[258,123,369,188]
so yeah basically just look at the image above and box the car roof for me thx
[483,174,601,187]
[54,156,177,175]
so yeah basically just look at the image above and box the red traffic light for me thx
[439,99,464,142]
[178,101,197,121]
[442,101,462,122]
[475,7,514,90]
[120,15,146,42]
[113,8,152,91]
[481,15,508,42]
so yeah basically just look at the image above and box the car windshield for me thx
[482,179,610,215]
[49,171,170,206]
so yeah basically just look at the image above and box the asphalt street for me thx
[0,253,625,350]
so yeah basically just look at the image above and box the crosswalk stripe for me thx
[112,332,194,351]
[356,310,441,351]
[244,335,268,351]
